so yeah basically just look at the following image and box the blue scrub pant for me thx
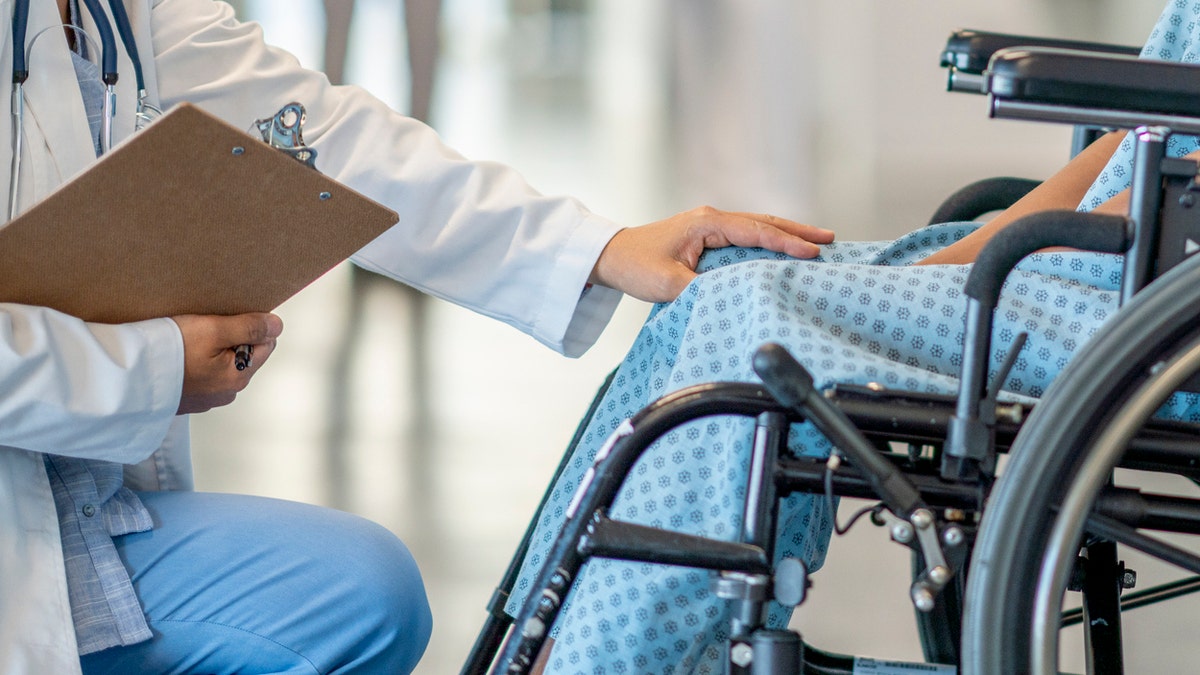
[78,491,432,675]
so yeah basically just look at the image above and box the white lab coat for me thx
[0,0,624,671]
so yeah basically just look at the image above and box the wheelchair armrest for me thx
[926,176,1041,225]
[965,210,1129,310]
[942,29,1140,93]
[986,48,1200,132]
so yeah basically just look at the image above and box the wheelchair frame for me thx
[463,35,1200,675]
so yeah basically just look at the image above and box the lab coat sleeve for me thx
[0,306,183,463]
[145,0,625,357]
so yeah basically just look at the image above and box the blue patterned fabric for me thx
[1079,0,1200,210]
[510,4,1200,673]
[511,236,1140,674]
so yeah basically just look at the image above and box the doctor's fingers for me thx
[695,210,835,259]
[174,339,276,415]
[240,337,279,375]
[726,211,836,245]
[171,315,283,415]
[170,313,283,358]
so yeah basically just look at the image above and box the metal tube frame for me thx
[477,377,1200,675]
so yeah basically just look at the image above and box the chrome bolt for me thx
[891,522,914,544]
[730,643,754,668]
[912,586,936,612]
[1121,569,1138,590]
[928,565,951,586]
[911,509,933,530]
[996,403,1025,424]
[943,526,965,547]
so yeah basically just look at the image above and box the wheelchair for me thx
[462,30,1200,675]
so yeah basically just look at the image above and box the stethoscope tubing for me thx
[11,0,29,82]
[74,0,117,82]
[8,0,145,220]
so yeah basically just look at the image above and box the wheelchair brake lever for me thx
[754,342,978,613]
[753,343,925,519]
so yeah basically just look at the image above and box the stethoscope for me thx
[9,0,161,219]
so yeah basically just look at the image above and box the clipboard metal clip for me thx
[254,102,318,169]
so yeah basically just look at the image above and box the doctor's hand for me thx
[171,312,284,415]
[588,206,835,303]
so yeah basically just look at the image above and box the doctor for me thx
[0,0,834,673]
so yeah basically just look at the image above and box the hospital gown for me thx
[509,2,1200,672]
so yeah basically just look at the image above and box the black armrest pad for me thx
[987,47,1200,117]
[942,29,1140,75]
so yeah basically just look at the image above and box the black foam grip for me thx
[927,177,1042,226]
[752,343,815,409]
[964,210,1129,309]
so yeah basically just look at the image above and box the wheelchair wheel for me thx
[961,254,1200,674]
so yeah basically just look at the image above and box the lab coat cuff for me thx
[537,213,625,358]
[124,317,184,456]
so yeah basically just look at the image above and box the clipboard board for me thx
[0,103,399,324]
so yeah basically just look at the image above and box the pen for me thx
[234,344,253,371]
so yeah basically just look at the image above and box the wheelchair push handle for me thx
[753,343,925,519]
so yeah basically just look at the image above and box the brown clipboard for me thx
[0,103,399,324]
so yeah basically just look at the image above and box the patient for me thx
[510,2,1200,673]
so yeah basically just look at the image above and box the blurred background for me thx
[193,0,1175,672]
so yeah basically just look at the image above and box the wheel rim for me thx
[1031,334,1200,673]
[962,253,1200,675]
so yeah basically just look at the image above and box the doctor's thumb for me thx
[231,312,284,346]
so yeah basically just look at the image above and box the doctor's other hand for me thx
[589,206,835,303]
[171,312,284,415]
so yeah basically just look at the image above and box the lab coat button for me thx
[82,504,96,518]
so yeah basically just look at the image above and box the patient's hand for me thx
[589,206,834,303]
[171,312,284,414]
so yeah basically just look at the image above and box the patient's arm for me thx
[917,130,1125,265]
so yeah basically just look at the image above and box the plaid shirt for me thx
[43,12,158,655]
[44,456,154,655]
